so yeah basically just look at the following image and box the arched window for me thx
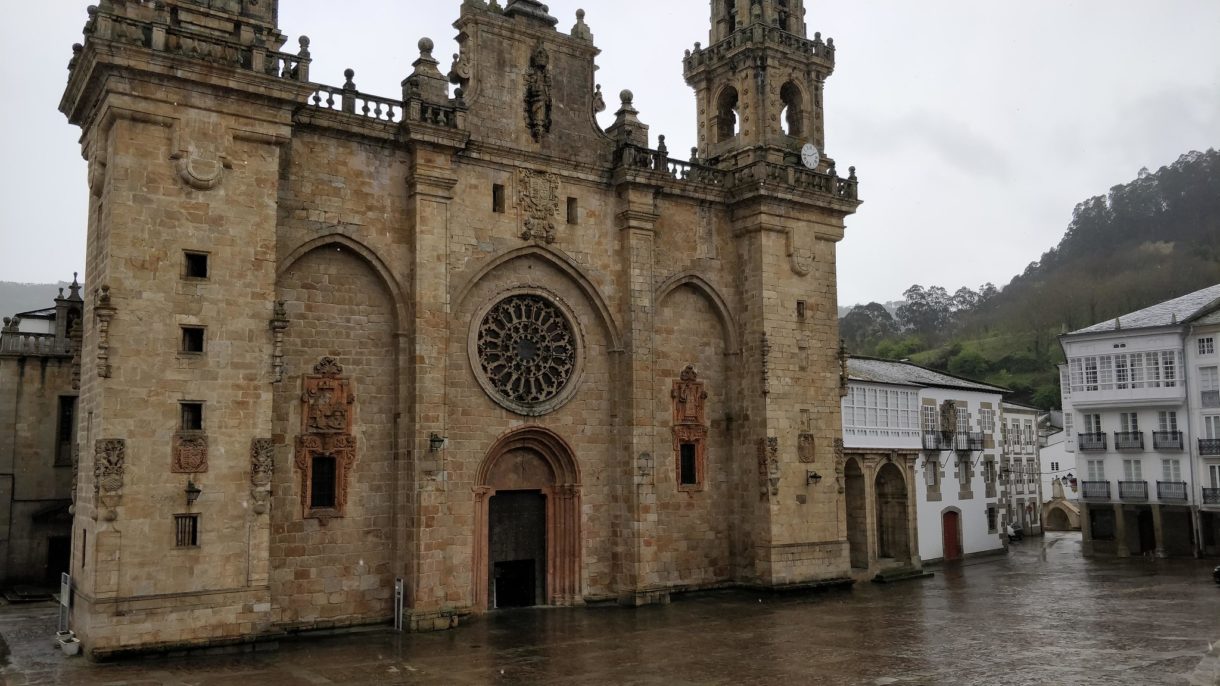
[716,87,740,142]
[780,81,803,137]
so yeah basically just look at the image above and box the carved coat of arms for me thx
[518,169,560,243]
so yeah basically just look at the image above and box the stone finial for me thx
[403,37,448,103]
[298,36,311,59]
[571,8,593,42]
[343,68,356,90]
[606,89,649,147]
[68,273,83,301]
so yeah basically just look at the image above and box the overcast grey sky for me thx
[2,1,1218,305]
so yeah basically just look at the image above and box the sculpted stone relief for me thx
[518,169,561,243]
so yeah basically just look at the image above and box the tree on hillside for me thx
[840,303,898,354]
[896,285,952,339]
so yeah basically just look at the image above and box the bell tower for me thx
[686,0,834,167]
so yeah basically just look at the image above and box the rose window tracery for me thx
[476,295,578,413]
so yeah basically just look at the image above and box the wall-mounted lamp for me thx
[185,479,202,506]
[806,470,822,485]
[429,432,447,453]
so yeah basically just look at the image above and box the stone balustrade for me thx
[76,5,311,83]
[0,332,72,356]
[685,24,835,72]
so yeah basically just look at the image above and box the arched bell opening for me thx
[715,87,740,142]
[779,81,804,138]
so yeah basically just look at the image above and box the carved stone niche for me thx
[671,365,709,491]
[294,358,357,522]
[172,432,208,473]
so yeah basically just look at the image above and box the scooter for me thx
[1213,564,1220,584]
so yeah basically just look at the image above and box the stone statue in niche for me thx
[524,44,553,142]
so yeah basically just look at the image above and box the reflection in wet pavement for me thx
[2,533,1218,685]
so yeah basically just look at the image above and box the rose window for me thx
[476,295,577,412]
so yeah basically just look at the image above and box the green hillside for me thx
[842,149,1220,408]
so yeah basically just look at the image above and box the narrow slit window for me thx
[184,251,209,279]
[181,326,205,354]
[55,396,77,466]
[80,529,87,570]
[174,514,199,548]
[180,402,204,431]
[567,197,578,225]
[796,300,807,319]
[311,455,338,509]
[492,184,506,214]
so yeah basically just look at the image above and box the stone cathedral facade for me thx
[59,0,860,657]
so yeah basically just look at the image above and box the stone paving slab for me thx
[2,533,1219,685]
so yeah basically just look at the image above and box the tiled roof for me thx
[1068,283,1220,335]
[847,357,1006,393]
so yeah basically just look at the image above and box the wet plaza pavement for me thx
[2,532,1219,685]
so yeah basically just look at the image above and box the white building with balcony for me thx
[1185,301,1220,555]
[1001,402,1044,535]
[1060,283,1220,557]
[843,358,1005,567]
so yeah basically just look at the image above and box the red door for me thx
[942,511,962,561]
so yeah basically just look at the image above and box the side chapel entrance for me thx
[474,428,582,611]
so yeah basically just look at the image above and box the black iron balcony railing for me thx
[1078,433,1107,452]
[1203,488,1220,505]
[1157,481,1188,502]
[1118,480,1147,500]
[1152,431,1183,450]
[1081,480,1110,500]
[922,432,946,451]
[967,432,985,451]
[1114,432,1144,450]
[1200,439,1220,457]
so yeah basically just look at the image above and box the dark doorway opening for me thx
[488,490,546,609]
[46,536,70,585]
[1137,509,1156,554]
[494,560,537,608]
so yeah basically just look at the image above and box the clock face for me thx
[801,143,821,170]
